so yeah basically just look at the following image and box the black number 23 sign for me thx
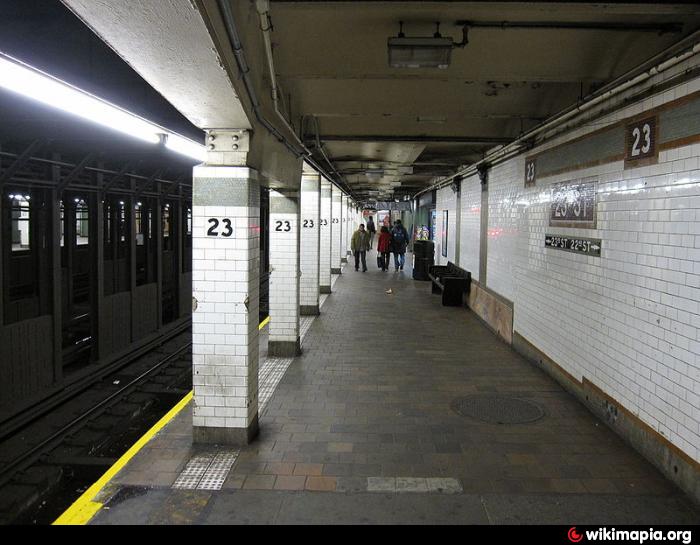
[275,220,292,232]
[207,218,233,237]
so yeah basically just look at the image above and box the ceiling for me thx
[266,1,700,201]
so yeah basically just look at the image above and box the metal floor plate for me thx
[451,395,545,424]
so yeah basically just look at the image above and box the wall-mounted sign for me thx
[545,234,601,257]
[550,180,597,229]
[625,115,658,168]
[524,157,537,187]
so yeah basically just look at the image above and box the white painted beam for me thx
[62,0,250,130]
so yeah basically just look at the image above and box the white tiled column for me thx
[348,199,356,255]
[320,179,332,293]
[268,190,301,356]
[192,156,260,446]
[331,185,342,274]
[300,172,320,315]
[340,194,348,264]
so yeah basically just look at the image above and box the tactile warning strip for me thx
[196,452,238,490]
[172,454,215,490]
[172,450,239,491]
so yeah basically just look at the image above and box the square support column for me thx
[320,179,333,293]
[192,162,260,446]
[331,185,342,274]
[300,172,321,315]
[340,194,348,264]
[269,190,301,356]
[346,198,354,256]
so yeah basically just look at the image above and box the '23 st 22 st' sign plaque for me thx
[549,180,597,229]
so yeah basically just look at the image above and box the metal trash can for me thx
[412,240,434,281]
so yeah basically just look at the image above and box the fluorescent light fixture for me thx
[388,37,453,69]
[166,134,207,162]
[0,52,206,161]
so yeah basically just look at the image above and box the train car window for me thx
[162,203,172,251]
[136,199,157,286]
[3,188,44,324]
[59,200,65,247]
[118,201,127,245]
[105,201,112,246]
[183,205,192,273]
[104,197,131,296]
[75,198,89,246]
[9,193,31,252]
[135,202,144,246]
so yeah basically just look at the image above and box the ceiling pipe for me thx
[254,0,356,200]
[216,0,357,202]
[415,30,700,198]
[454,20,683,34]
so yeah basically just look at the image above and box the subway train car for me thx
[0,144,194,424]
[0,141,272,426]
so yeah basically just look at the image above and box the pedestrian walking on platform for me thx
[376,225,392,271]
[390,220,409,271]
[366,216,376,249]
[351,223,371,272]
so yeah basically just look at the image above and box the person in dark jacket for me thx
[390,220,409,271]
[366,216,376,249]
[376,225,392,272]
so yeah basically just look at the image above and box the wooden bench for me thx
[428,261,471,306]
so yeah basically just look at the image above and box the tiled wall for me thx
[470,59,700,462]
[269,191,300,342]
[192,167,259,431]
[300,175,320,309]
[331,186,342,269]
[436,187,458,265]
[459,175,482,281]
[320,179,332,288]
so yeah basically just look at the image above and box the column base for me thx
[193,414,259,446]
[300,305,320,316]
[320,285,331,294]
[268,338,302,357]
[331,267,342,274]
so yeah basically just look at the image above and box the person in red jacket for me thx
[376,225,392,272]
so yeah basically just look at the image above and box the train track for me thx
[0,329,193,525]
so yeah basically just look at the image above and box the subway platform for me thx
[56,253,699,525]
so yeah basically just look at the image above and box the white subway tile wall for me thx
[436,187,458,266]
[459,173,482,281]
[341,194,348,258]
[300,175,321,309]
[320,179,333,287]
[192,167,259,431]
[269,191,300,343]
[331,186,342,269]
[476,64,700,462]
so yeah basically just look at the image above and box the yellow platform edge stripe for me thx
[53,317,270,525]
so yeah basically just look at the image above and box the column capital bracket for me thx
[204,129,250,166]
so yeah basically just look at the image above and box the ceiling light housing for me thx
[388,36,453,69]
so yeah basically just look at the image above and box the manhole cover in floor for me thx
[451,395,545,424]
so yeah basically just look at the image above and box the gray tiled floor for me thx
[90,251,700,525]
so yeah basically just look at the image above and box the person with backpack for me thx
[366,216,376,249]
[390,219,409,271]
[376,225,392,272]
